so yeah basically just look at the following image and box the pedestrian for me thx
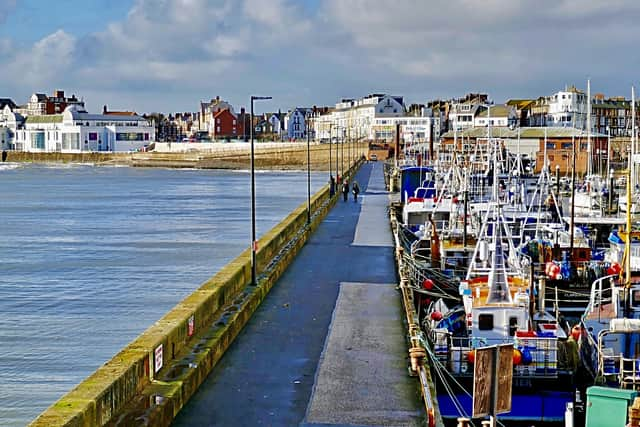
[329,175,336,197]
[352,180,360,202]
[342,179,349,202]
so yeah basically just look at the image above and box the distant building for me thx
[268,112,284,138]
[473,104,517,128]
[547,85,588,129]
[286,108,308,140]
[439,126,606,175]
[199,96,234,133]
[0,98,17,111]
[210,109,242,140]
[25,90,84,116]
[313,93,406,141]
[6,105,154,152]
[448,93,489,131]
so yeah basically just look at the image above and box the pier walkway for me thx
[173,162,422,426]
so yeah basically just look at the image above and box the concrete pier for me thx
[173,162,422,426]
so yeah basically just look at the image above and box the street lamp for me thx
[250,95,272,286]
[329,122,333,196]
[335,124,339,182]
[341,127,345,179]
[306,116,311,224]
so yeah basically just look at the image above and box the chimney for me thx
[55,90,64,98]
[103,105,107,114]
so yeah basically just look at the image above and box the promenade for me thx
[173,162,422,426]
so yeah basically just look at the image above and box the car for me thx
[369,153,378,161]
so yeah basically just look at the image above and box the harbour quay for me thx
[3,141,369,171]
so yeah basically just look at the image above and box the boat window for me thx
[509,317,518,336]
[478,314,494,330]
[632,290,640,307]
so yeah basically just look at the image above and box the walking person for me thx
[342,179,349,202]
[329,175,336,197]
[352,180,360,202]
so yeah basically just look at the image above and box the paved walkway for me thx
[173,162,421,427]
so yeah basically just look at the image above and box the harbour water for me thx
[0,163,327,426]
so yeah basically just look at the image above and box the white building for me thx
[449,100,483,131]
[268,113,283,137]
[547,86,588,129]
[473,105,518,128]
[372,116,434,143]
[313,94,407,141]
[4,105,155,152]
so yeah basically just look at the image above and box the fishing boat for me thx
[395,134,581,424]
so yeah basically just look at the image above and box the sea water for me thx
[0,163,326,426]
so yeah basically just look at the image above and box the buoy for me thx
[430,311,443,321]
[513,349,522,365]
[521,347,533,365]
[467,350,475,364]
[607,263,622,275]
[478,240,489,262]
[423,278,434,290]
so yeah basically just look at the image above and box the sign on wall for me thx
[188,315,195,337]
[154,344,163,373]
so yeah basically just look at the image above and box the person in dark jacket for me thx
[342,180,349,202]
[329,175,336,197]
[352,181,360,202]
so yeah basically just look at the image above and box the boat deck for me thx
[173,162,422,426]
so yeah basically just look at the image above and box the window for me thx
[62,133,80,150]
[633,290,640,307]
[478,314,494,330]
[217,126,221,132]
[233,119,236,125]
[30,132,45,149]
[509,317,518,336]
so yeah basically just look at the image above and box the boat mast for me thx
[587,79,592,177]
[626,86,635,289]
[632,86,637,189]
[570,133,576,260]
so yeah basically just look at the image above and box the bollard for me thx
[456,417,471,427]
[409,346,426,373]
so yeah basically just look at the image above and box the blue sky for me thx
[1,0,640,114]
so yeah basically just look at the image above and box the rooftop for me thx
[476,105,512,118]
[25,115,63,124]
[441,126,606,139]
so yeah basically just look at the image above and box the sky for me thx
[1,0,640,114]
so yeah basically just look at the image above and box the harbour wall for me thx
[29,159,363,427]
[2,142,368,171]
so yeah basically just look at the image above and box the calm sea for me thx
[0,163,327,426]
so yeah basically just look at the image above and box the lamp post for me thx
[329,122,333,195]
[250,95,272,286]
[335,124,339,182]
[306,117,311,224]
[341,127,345,179]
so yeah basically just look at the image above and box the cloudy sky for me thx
[1,0,639,114]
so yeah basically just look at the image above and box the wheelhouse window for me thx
[509,317,518,336]
[478,314,494,330]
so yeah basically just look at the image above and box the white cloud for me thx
[2,0,640,112]
[4,30,76,88]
